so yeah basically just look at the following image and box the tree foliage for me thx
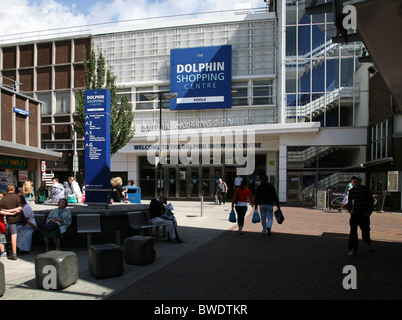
[74,46,135,155]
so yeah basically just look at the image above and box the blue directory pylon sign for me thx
[84,89,111,205]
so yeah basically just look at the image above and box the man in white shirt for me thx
[234,175,243,190]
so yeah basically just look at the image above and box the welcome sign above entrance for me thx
[170,45,232,110]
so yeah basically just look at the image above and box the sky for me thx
[0,0,265,38]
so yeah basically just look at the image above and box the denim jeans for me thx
[259,205,273,233]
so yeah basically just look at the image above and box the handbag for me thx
[40,222,59,232]
[67,194,78,203]
[274,208,285,224]
[229,208,236,223]
[252,209,260,223]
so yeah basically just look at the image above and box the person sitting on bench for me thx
[149,195,181,244]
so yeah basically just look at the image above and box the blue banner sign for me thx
[84,89,111,204]
[170,45,232,110]
[14,107,30,117]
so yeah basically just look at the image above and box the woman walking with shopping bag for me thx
[231,180,254,235]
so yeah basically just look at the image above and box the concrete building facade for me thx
[0,1,377,206]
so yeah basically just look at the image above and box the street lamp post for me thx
[145,91,178,197]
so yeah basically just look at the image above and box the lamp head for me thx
[144,93,159,101]
[163,92,178,99]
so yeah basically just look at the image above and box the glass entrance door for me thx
[190,168,199,197]
[179,169,187,197]
[287,173,316,206]
[168,168,176,198]
[202,167,212,198]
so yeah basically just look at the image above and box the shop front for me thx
[0,155,35,192]
[285,145,367,206]
[0,141,61,193]
[134,151,271,200]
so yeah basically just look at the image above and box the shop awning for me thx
[0,140,61,161]
[361,157,393,168]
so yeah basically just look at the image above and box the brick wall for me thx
[0,88,41,148]
[369,72,392,124]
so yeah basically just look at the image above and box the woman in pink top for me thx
[232,180,254,234]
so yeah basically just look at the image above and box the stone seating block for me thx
[0,261,5,296]
[124,235,155,266]
[35,250,78,290]
[88,243,124,279]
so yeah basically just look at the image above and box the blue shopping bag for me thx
[229,208,236,223]
[252,209,260,223]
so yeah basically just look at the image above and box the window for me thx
[135,87,154,110]
[253,80,273,105]
[117,88,132,105]
[371,120,389,160]
[37,92,52,114]
[231,81,248,106]
[55,92,70,113]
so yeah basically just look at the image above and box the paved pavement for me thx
[0,200,232,300]
[1,201,402,302]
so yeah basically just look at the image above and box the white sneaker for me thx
[348,249,356,257]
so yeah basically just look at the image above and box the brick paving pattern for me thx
[109,207,402,300]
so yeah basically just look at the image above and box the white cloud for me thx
[0,0,265,43]
[1,0,84,35]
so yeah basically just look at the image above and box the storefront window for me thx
[370,171,387,192]
[287,145,366,200]
[0,156,36,193]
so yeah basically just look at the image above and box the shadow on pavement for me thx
[108,228,402,300]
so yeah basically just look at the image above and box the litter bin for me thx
[125,186,141,204]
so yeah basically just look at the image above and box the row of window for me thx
[37,80,275,114]
[100,21,276,41]
[95,19,276,82]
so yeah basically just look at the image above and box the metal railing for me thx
[286,86,360,119]
[0,7,269,45]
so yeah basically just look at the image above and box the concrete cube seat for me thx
[88,243,124,279]
[124,235,155,266]
[35,250,78,290]
[0,261,5,296]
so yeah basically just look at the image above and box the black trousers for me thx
[217,191,226,204]
[348,214,371,251]
[235,206,248,227]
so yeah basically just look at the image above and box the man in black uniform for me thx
[347,175,374,256]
